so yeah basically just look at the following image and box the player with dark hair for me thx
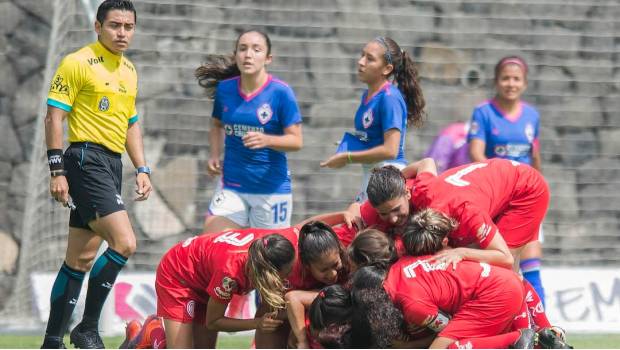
[345,158,563,334]
[320,36,425,203]
[468,55,546,306]
[42,1,150,348]
[196,29,303,233]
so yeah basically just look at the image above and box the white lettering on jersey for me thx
[476,223,493,242]
[479,262,491,278]
[444,163,488,187]
[182,236,198,247]
[214,231,254,246]
[403,259,447,278]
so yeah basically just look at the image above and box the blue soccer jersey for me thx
[468,100,540,165]
[212,75,302,194]
[352,82,408,164]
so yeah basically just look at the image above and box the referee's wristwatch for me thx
[136,166,152,176]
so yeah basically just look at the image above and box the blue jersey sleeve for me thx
[278,86,302,128]
[211,87,223,120]
[378,94,405,133]
[468,107,488,142]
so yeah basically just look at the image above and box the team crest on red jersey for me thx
[257,103,273,124]
[215,276,238,300]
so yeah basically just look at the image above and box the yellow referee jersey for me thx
[47,41,138,154]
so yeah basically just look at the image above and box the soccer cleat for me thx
[119,319,143,349]
[510,328,537,349]
[40,337,67,349]
[538,327,573,349]
[133,314,166,349]
[69,322,105,349]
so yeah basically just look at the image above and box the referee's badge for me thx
[362,109,373,129]
[98,96,110,112]
[256,103,273,125]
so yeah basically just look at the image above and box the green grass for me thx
[0,333,618,348]
[0,334,253,349]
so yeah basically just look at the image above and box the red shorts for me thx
[439,270,524,340]
[496,169,549,248]
[155,257,208,325]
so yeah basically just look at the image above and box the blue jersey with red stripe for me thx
[212,75,302,194]
[468,100,539,165]
[352,82,408,164]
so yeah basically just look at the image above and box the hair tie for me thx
[263,238,269,248]
[374,36,393,65]
[318,290,326,298]
[498,57,528,75]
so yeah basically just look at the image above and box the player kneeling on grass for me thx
[155,230,295,348]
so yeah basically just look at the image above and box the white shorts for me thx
[355,161,406,203]
[208,184,293,228]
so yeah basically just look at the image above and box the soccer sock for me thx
[82,247,127,327]
[44,262,85,339]
[447,331,521,349]
[521,258,545,307]
[523,279,551,329]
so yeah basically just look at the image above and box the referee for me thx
[41,1,151,348]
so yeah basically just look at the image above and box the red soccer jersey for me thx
[159,227,299,304]
[384,255,508,327]
[286,224,354,291]
[361,159,546,248]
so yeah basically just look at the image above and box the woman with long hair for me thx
[320,36,425,203]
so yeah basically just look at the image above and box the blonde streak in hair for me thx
[248,245,286,310]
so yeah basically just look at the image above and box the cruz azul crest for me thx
[362,109,374,129]
[256,103,273,125]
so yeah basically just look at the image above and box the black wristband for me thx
[47,149,64,171]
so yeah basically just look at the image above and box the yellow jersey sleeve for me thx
[47,56,86,112]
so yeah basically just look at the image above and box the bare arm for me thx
[531,147,542,172]
[206,298,283,332]
[126,121,152,201]
[126,121,147,168]
[207,118,225,176]
[45,106,69,204]
[468,138,487,162]
[431,233,514,270]
[320,129,401,168]
[285,291,319,348]
[45,106,67,150]
[243,123,303,152]
[401,157,438,179]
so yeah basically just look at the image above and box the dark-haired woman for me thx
[196,29,303,233]
[468,56,546,307]
[320,36,425,203]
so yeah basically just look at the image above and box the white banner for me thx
[31,271,256,336]
[542,267,620,333]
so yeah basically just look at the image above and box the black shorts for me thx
[64,142,125,229]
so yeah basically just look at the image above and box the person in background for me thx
[196,29,303,233]
[320,36,425,203]
[424,121,470,174]
[467,55,545,306]
[42,1,151,348]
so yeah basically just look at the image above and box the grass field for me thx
[0,334,254,349]
[1,333,619,348]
